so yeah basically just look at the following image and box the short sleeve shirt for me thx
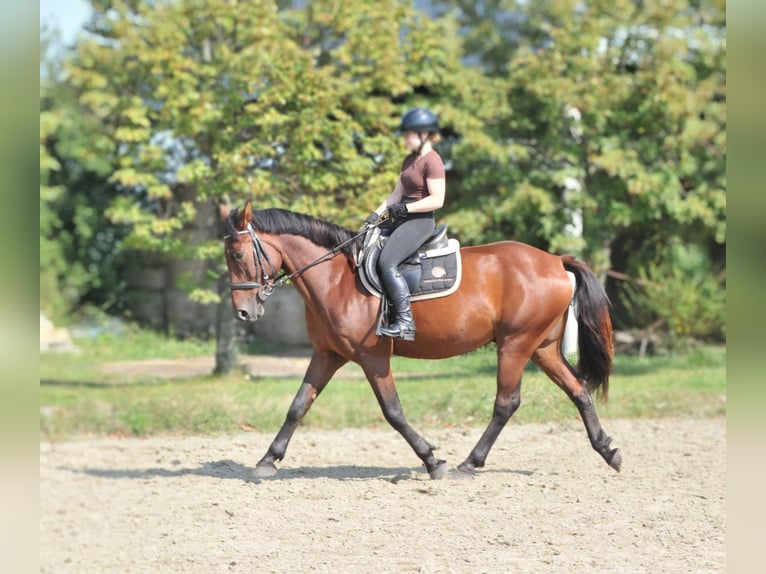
[399,150,446,203]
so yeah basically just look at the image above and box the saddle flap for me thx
[359,227,462,302]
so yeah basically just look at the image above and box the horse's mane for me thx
[227,207,363,257]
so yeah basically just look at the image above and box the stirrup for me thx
[379,323,416,341]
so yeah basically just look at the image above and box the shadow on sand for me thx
[60,460,535,483]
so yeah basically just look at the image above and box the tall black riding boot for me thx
[379,269,416,341]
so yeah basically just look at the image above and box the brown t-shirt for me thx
[399,150,445,203]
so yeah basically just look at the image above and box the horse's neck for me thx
[277,235,351,308]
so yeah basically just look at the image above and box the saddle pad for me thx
[359,238,462,302]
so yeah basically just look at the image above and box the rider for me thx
[364,108,446,341]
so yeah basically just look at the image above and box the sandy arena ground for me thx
[40,416,725,573]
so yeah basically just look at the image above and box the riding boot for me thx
[379,269,416,341]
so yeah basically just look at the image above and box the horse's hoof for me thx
[449,466,476,480]
[608,448,622,472]
[253,463,278,478]
[428,460,448,480]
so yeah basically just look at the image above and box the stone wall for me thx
[245,287,310,347]
[127,263,310,346]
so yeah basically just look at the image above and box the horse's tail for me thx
[562,256,614,400]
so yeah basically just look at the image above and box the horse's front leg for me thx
[254,349,347,477]
[363,359,448,480]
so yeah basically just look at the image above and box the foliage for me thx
[67,1,499,241]
[41,28,132,321]
[436,0,726,281]
[41,0,726,340]
[622,240,726,347]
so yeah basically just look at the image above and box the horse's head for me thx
[223,201,283,322]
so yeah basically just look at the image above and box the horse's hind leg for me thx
[254,349,347,477]
[362,359,448,480]
[532,344,622,471]
[454,337,526,477]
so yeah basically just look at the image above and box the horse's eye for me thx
[234,252,245,261]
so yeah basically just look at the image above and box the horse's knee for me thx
[285,386,316,423]
[572,389,594,409]
[380,399,407,429]
[493,393,520,421]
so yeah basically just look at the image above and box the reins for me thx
[225,219,380,298]
[273,229,368,286]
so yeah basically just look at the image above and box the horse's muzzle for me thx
[232,297,265,322]
[231,283,272,322]
[235,306,265,322]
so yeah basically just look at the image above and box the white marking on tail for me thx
[563,271,578,357]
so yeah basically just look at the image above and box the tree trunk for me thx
[213,271,238,375]
[213,205,238,375]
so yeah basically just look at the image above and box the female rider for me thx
[364,108,446,340]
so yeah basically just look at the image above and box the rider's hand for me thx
[387,203,408,220]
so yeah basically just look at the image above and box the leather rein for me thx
[224,222,371,301]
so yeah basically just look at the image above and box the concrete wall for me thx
[242,287,311,347]
[127,267,310,346]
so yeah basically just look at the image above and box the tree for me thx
[421,0,725,345]
[41,26,129,322]
[437,0,725,273]
[52,0,726,350]
[66,0,508,369]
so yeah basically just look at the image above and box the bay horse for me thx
[223,201,621,479]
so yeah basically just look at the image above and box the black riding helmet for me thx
[399,108,439,134]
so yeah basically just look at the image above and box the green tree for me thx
[439,1,724,278]
[51,0,726,351]
[65,0,508,369]
[623,240,726,347]
[41,27,129,322]
[424,0,725,345]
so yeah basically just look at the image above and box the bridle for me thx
[224,221,371,301]
[225,223,280,301]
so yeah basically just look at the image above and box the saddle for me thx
[357,223,462,302]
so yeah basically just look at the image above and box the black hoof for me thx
[428,460,448,480]
[608,448,622,472]
[254,462,278,478]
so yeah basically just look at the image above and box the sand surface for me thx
[41,416,725,573]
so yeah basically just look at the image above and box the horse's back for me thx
[460,240,567,279]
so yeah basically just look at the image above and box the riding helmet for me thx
[399,108,439,133]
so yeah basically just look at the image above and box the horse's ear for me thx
[236,201,253,230]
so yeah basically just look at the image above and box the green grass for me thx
[40,332,726,441]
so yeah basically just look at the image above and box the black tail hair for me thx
[562,256,614,399]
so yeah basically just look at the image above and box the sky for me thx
[40,0,92,45]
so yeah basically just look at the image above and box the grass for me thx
[40,331,726,441]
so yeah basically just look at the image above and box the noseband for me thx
[225,223,279,301]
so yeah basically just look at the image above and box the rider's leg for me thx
[376,217,434,340]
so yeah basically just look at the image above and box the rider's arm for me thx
[404,177,445,214]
